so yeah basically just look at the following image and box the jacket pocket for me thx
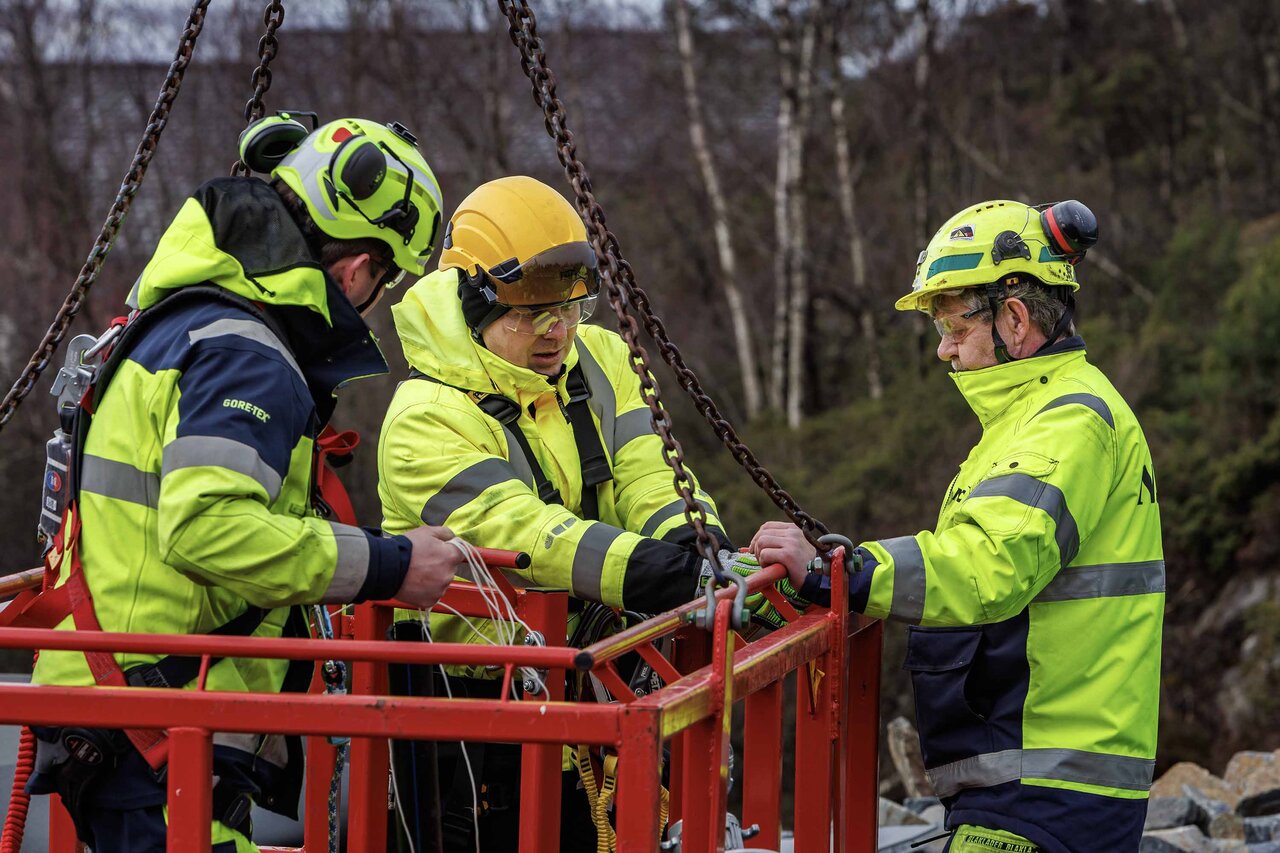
[903,626,991,768]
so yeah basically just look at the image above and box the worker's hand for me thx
[750,521,818,590]
[696,550,806,636]
[396,525,465,608]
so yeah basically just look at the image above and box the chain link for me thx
[230,0,286,176]
[0,1,212,433]
[497,1,830,551]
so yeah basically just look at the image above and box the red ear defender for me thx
[1039,200,1098,265]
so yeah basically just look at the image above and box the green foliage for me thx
[1153,233,1280,576]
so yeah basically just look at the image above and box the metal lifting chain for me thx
[230,0,286,176]
[0,0,212,433]
[497,0,731,586]
[496,1,831,552]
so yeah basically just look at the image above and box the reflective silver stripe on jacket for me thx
[80,454,160,508]
[188,317,305,385]
[879,536,926,624]
[321,523,370,603]
[1035,560,1165,603]
[1035,393,1115,429]
[928,748,1156,799]
[614,408,656,452]
[571,522,625,601]
[639,496,717,538]
[162,435,284,504]
[968,473,1079,567]
[420,458,522,525]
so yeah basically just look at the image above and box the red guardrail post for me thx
[793,644,836,851]
[669,625,710,828]
[843,617,883,853]
[167,727,212,853]
[615,704,663,853]
[680,599,735,853]
[742,678,783,849]
[348,601,393,853]
[304,673,340,851]
[517,589,569,852]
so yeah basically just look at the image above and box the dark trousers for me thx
[78,804,245,853]
[386,620,605,853]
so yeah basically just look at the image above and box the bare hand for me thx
[750,521,817,590]
[396,525,464,608]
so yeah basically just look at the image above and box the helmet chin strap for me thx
[985,284,1075,364]
[982,283,1013,364]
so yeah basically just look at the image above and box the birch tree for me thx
[825,4,883,399]
[770,0,818,426]
[672,0,763,419]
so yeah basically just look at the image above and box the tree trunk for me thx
[672,0,763,419]
[826,10,883,400]
[769,0,796,414]
[910,0,935,373]
[784,16,816,428]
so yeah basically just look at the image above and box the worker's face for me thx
[932,294,998,372]
[481,312,577,377]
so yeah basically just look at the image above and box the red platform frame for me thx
[0,553,881,853]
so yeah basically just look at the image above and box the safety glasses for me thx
[501,295,598,336]
[932,306,987,342]
[370,256,407,290]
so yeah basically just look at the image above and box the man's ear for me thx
[1003,297,1032,345]
[326,253,369,300]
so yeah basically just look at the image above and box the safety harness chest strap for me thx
[408,365,613,520]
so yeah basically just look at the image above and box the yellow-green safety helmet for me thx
[246,115,444,277]
[897,199,1097,312]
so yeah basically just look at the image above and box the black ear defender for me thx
[333,140,387,201]
[238,110,317,173]
[1039,200,1098,264]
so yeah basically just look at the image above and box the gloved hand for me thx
[696,550,808,635]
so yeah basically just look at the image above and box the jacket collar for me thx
[129,177,388,417]
[393,269,581,406]
[950,336,1087,427]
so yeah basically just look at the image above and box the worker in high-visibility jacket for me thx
[28,117,466,853]
[378,175,787,851]
[754,200,1164,853]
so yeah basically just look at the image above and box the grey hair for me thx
[928,281,1073,339]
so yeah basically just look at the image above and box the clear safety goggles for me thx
[931,305,988,342]
[501,295,597,336]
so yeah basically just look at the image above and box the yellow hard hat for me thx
[441,177,600,333]
[897,199,1097,312]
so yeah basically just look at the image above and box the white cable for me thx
[388,742,418,853]
[423,621,482,853]
[444,538,547,698]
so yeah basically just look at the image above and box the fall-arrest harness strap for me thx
[9,286,347,771]
[408,363,613,520]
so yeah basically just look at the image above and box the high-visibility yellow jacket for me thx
[804,339,1164,853]
[31,177,412,815]
[378,269,727,655]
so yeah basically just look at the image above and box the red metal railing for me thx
[0,551,881,853]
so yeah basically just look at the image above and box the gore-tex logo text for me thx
[223,398,270,422]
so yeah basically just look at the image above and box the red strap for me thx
[19,508,170,769]
[314,426,360,526]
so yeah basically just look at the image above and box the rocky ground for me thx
[876,748,1280,852]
